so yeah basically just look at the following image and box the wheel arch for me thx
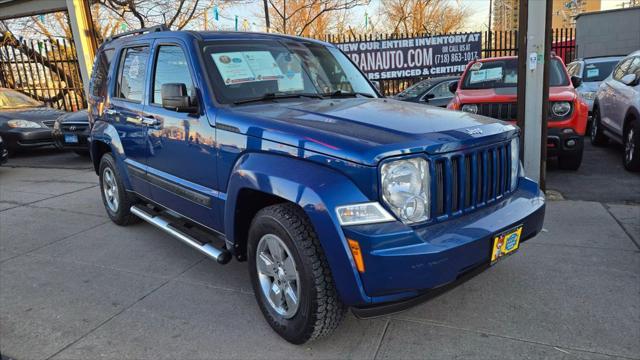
[224,152,374,305]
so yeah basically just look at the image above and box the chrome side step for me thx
[130,205,232,264]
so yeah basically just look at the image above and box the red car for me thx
[447,56,588,170]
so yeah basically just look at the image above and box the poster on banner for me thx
[334,33,482,80]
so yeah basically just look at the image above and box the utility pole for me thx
[488,0,492,54]
[517,0,552,188]
[263,0,270,32]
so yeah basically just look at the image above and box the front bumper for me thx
[1,128,54,150]
[342,177,545,309]
[546,128,584,158]
[52,129,90,150]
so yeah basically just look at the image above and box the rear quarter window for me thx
[115,46,150,102]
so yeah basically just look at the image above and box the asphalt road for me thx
[546,140,640,204]
[0,142,639,360]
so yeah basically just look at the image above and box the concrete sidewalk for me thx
[1,166,639,360]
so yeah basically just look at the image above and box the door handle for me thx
[139,116,161,127]
[105,109,117,115]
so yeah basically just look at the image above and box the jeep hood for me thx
[216,98,517,166]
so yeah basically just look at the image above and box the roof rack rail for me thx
[106,24,170,42]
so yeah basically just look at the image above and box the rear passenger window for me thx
[152,45,194,105]
[116,47,149,102]
[90,48,114,97]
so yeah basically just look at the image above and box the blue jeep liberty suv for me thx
[88,26,545,344]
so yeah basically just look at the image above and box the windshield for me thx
[396,80,434,98]
[202,40,377,104]
[582,60,619,82]
[0,89,43,109]
[461,58,569,89]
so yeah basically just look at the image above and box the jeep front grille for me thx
[476,102,517,121]
[432,141,513,219]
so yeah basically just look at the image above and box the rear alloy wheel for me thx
[99,153,140,225]
[248,203,345,344]
[590,107,608,146]
[623,120,640,172]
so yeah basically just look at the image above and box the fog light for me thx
[562,128,574,134]
[566,139,576,147]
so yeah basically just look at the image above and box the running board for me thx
[130,205,232,264]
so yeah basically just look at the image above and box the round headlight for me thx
[381,158,430,223]
[461,104,478,114]
[7,120,42,128]
[551,101,571,117]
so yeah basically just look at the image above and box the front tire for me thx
[248,203,345,344]
[98,153,140,225]
[591,107,608,146]
[623,119,640,172]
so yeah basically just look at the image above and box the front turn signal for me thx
[348,239,365,273]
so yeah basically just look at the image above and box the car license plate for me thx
[64,134,78,143]
[491,225,522,264]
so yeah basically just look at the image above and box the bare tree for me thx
[265,0,369,36]
[381,0,469,35]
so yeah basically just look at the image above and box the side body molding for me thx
[225,152,374,305]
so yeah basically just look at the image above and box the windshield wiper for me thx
[233,92,323,105]
[325,90,375,98]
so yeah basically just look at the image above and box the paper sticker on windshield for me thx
[243,51,283,81]
[587,68,599,78]
[469,67,503,84]
[212,52,256,84]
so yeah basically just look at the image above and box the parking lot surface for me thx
[1,145,639,360]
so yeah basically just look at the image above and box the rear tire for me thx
[98,153,140,226]
[623,119,640,172]
[247,203,345,344]
[590,107,608,146]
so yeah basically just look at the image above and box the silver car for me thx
[567,56,624,120]
[591,50,640,172]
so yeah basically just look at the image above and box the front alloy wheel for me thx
[256,234,300,319]
[248,203,345,344]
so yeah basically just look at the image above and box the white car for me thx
[592,50,640,171]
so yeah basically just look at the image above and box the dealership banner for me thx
[334,33,482,80]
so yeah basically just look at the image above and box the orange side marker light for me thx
[348,239,365,273]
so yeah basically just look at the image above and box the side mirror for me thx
[620,73,638,86]
[371,80,381,91]
[449,81,458,94]
[571,75,583,88]
[161,83,198,113]
[423,93,436,102]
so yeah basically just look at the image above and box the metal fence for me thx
[323,28,577,96]
[0,28,577,110]
[0,34,86,112]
